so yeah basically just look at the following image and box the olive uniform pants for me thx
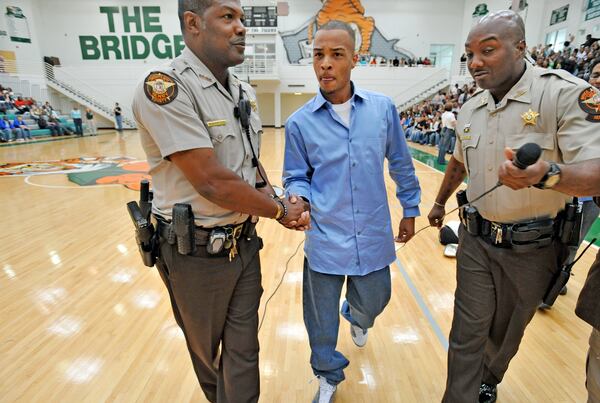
[589,328,600,403]
[443,226,567,402]
[156,233,263,403]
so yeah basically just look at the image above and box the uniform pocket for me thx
[460,132,481,151]
[208,125,234,144]
[505,132,554,151]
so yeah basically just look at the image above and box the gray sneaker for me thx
[350,324,368,347]
[312,376,336,403]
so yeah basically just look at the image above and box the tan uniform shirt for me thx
[454,63,600,223]
[132,47,263,227]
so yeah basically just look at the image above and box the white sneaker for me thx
[350,324,368,347]
[312,376,336,403]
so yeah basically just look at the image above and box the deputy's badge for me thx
[250,100,257,112]
[464,123,471,133]
[144,72,178,105]
[521,109,539,126]
[578,87,600,122]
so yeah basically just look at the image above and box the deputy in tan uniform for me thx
[131,1,309,402]
[428,11,600,403]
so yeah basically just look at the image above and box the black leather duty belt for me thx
[461,213,558,250]
[155,217,248,246]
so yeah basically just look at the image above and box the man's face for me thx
[313,29,357,100]
[590,64,600,89]
[191,0,246,68]
[465,27,525,91]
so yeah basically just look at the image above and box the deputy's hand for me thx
[279,195,311,231]
[395,217,415,243]
[498,147,549,190]
[428,204,445,228]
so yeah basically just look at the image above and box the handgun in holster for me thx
[126,180,157,267]
[172,203,196,255]
[456,190,483,235]
[543,198,583,306]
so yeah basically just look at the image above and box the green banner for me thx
[550,5,569,26]
[79,6,183,60]
[586,0,600,21]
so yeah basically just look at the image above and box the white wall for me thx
[0,0,45,82]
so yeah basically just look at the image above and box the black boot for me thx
[479,383,497,403]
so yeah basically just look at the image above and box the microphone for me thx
[513,142,542,169]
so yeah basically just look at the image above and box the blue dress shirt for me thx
[283,84,421,276]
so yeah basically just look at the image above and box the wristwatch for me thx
[534,162,561,189]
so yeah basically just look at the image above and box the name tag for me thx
[207,120,227,127]
[461,135,472,141]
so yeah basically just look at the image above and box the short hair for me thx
[317,20,356,49]
[178,0,213,31]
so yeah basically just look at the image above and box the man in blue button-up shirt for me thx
[283,21,421,402]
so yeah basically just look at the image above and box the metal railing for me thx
[43,63,136,128]
[394,68,450,109]
[396,79,450,111]
[232,58,278,78]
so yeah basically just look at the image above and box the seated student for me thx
[0,116,11,141]
[49,115,73,135]
[38,112,60,136]
[0,116,22,141]
[13,97,30,114]
[13,115,32,141]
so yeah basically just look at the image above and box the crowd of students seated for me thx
[356,54,434,67]
[400,82,477,153]
[0,84,96,143]
[529,34,600,80]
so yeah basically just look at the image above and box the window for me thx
[545,28,567,52]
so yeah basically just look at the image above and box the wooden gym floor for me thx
[0,129,595,402]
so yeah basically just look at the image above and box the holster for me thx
[126,200,158,267]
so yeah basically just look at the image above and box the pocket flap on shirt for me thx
[207,125,234,144]
[460,132,480,149]
[505,132,554,151]
[250,113,262,135]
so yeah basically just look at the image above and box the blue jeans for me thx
[437,128,455,164]
[302,259,391,385]
[115,115,123,131]
[1,128,11,141]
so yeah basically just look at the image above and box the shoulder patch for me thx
[578,87,600,122]
[144,72,178,105]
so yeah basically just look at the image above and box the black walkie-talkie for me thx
[234,84,259,169]
[235,85,251,131]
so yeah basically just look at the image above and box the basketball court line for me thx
[24,175,123,189]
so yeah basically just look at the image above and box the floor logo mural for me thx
[280,0,410,64]
[0,156,150,190]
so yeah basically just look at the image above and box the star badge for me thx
[521,109,539,126]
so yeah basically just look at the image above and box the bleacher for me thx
[0,110,84,140]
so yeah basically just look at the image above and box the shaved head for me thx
[465,10,527,101]
[472,10,525,45]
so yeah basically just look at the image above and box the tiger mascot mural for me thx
[307,0,375,54]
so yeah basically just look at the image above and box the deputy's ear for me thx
[352,53,359,67]
[183,11,202,35]
[517,39,527,57]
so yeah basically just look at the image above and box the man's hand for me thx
[395,217,415,243]
[279,195,311,231]
[498,147,549,190]
[427,204,445,228]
